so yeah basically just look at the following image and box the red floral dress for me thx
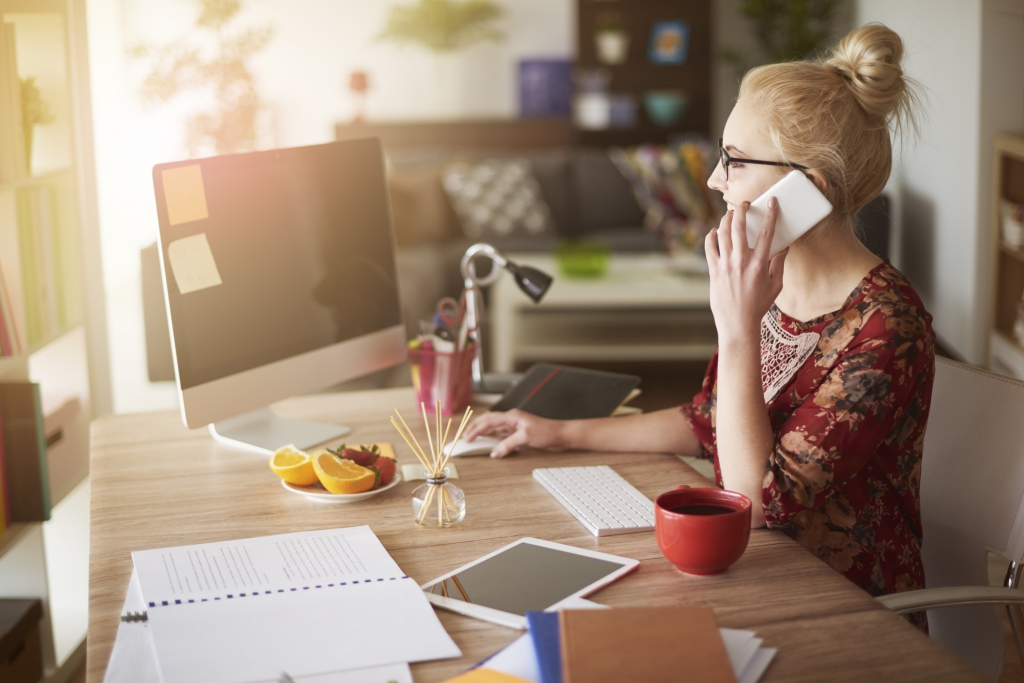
[681,263,934,621]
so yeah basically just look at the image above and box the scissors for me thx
[434,295,465,330]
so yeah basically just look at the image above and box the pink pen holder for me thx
[408,346,474,415]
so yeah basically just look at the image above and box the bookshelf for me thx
[573,0,712,146]
[0,0,107,681]
[988,134,1024,378]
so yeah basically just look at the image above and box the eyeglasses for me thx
[718,138,808,181]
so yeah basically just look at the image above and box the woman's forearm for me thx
[559,408,702,456]
[715,335,773,527]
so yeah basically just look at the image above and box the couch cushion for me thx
[443,158,556,239]
[386,151,464,247]
[526,150,574,235]
[570,149,644,235]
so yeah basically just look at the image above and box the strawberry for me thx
[366,465,382,490]
[328,444,378,467]
[373,456,396,486]
[342,448,377,467]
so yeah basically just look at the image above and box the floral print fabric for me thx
[681,263,934,617]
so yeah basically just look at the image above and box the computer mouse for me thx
[448,436,503,457]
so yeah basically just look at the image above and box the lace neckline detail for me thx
[761,311,820,403]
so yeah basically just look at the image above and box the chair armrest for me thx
[878,586,1024,614]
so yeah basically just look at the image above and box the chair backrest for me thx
[921,357,1024,679]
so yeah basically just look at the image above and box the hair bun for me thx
[826,23,912,126]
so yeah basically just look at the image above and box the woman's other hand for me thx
[705,197,788,345]
[461,409,568,458]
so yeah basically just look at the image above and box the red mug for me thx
[654,485,752,575]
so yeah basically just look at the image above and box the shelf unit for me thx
[987,134,1024,378]
[0,1,106,681]
[573,0,712,146]
[490,253,715,372]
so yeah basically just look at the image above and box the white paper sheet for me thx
[739,647,777,683]
[131,526,460,683]
[720,628,759,676]
[104,571,162,683]
[105,569,415,683]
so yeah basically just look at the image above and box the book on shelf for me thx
[0,257,20,356]
[0,397,7,534]
[0,381,50,522]
[12,184,80,350]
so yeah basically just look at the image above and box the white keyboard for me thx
[532,466,654,537]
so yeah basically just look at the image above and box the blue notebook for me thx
[526,611,562,683]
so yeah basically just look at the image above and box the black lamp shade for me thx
[505,261,553,303]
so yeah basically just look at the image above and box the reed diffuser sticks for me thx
[391,402,472,526]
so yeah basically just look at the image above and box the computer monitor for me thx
[152,138,406,454]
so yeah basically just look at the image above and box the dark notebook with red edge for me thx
[490,364,640,420]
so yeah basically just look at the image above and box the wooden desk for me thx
[88,388,983,682]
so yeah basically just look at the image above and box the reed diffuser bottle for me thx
[392,403,471,528]
[411,470,465,527]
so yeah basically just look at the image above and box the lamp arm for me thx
[458,243,552,387]
[461,244,505,386]
[461,243,507,286]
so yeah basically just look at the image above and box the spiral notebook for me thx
[130,525,459,683]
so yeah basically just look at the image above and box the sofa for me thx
[385,145,662,341]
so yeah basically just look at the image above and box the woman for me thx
[463,23,934,608]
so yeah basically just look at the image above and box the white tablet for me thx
[420,537,639,629]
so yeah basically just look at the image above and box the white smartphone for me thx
[744,170,833,256]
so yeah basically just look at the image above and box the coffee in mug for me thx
[654,485,752,575]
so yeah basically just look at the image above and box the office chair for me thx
[877,357,1024,680]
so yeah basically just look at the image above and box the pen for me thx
[279,673,297,683]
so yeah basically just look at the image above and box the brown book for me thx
[0,382,50,521]
[559,607,737,683]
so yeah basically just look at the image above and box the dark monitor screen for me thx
[153,139,401,390]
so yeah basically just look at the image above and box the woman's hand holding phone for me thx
[705,198,787,347]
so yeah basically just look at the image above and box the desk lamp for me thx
[460,243,553,390]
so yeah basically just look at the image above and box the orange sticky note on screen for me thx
[162,164,209,226]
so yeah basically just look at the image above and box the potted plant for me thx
[21,77,54,173]
[378,0,505,119]
[722,0,843,72]
[593,10,629,65]
[131,0,273,157]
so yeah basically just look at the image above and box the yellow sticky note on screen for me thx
[162,164,209,226]
[167,233,222,294]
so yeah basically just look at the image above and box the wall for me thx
[855,0,1024,363]
[86,0,575,411]
[98,0,575,290]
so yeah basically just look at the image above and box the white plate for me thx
[281,472,402,503]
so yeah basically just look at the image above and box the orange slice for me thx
[269,445,318,486]
[311,450,376,494]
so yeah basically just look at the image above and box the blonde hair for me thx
[738,23,919,228]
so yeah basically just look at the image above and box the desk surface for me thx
[88,388,983,683]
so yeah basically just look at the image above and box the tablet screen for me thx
[422,542,624,616]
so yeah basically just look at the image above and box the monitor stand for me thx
[209,407,352,455]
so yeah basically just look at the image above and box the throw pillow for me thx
[442,158,555,238]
